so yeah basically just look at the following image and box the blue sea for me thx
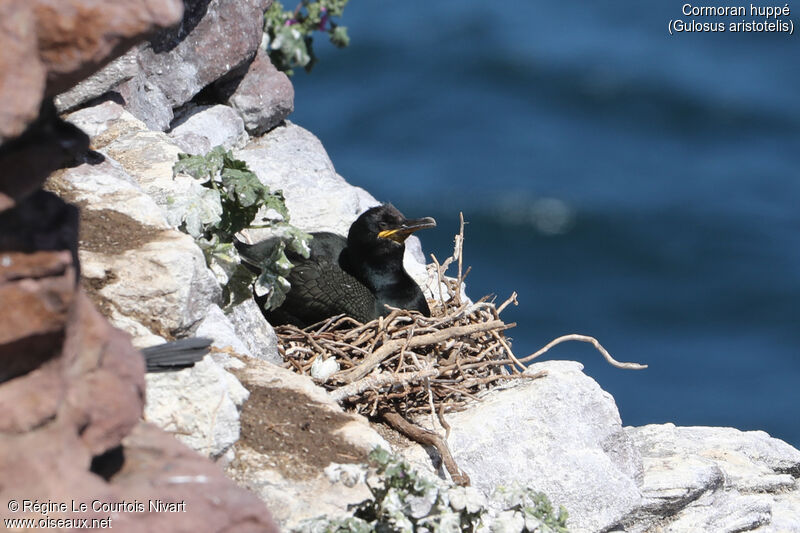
[290,2,800,447]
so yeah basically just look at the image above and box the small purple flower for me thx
[285,19,297,26]
[318,7,329,30]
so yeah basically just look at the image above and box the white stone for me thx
[225,298,281,364]
[226,358,389,529]
[624,423,800,532]
[399,360,644,533]
[144,356,249,459]
[234,121,378,236]
[169,104,248,154]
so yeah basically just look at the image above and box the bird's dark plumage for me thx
[237,204,436,328]
[142,337,212,372]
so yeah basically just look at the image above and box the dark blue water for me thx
[290,2,800,447]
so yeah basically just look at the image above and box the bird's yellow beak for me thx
[378,217,437,243]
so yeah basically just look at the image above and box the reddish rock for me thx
[62,293,146,456]
[219,48,294,135]
[0,0,182,207]
[0,191,79,380]
[0,1,46,144]
[0,0,281,528]
[0,207,278,529]
[34,0,184,97]
[111,423,279,532]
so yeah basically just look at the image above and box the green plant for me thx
[264,0,350,75]
[295,447,569,533]
[172,146,311,308]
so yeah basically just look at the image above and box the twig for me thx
[330,368,439,402]
[381,410,470,486]
[518,334,648,370]
[335,320,511,383]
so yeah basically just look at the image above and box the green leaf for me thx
[221,167,267,208]
[330,25,350,48]
[178,182,223,238]
[173,146,226,182]
[261,189,291,220]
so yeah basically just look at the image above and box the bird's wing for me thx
[280,257,376,325]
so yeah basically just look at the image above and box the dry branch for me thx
[382,410,470,486]
[337,320,510,383]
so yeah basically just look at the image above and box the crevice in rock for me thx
[90,445,125,481]
[775,464,800,478]
[0,332,64,383]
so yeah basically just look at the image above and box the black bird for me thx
[237,204,436,328]
[141,337,213,372]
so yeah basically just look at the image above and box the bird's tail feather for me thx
[141,337,212,373]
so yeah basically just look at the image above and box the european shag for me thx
[237,204,436,328]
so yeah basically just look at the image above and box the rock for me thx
[0,1,45,143]
[35,0,184,97]
[0,191,79,381]
[54,47,140,113]
[48,146,222,344]
[98,126,221,231]
[117,70,175,131]
[0,288,145,497]
[1,0,180,142]
[0,0,281,528]
[169,104,248,153]
[226,358,389,529]
[0,0,181,205]
[47,157,171,229]
[111,422,280,532]
[144,351,249,459]
[397,361,644,533]
[139,0,270,109]
[196,304,255,359]
[218,48,294,136]
[64,98,144,141]
[622,424,800,532]
[80,229,221,343]
[226,298,282,364]
[235,121,379,236]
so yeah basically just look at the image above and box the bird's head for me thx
[348,204,436,254]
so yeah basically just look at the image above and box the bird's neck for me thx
[341,245,408,292]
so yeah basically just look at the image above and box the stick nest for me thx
[274,215,646,420]
[275,215,539,420]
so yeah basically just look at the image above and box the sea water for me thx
[291,1,800,447]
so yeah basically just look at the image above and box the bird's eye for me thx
[378,221,388,229]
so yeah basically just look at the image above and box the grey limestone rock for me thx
[169,104,248,153]
[54,48,140,113]
[138,0,271,108]
[144,353,249,459]
[226,357,390,530]
[235,121,379,236]
[623,423,800,532]
[399,360,644,533]
[225,298,281,364]
[219,48,294,136]
[117,70,174,131]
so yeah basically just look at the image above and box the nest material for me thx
[275,216,539,419]
[273,215,646,485]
